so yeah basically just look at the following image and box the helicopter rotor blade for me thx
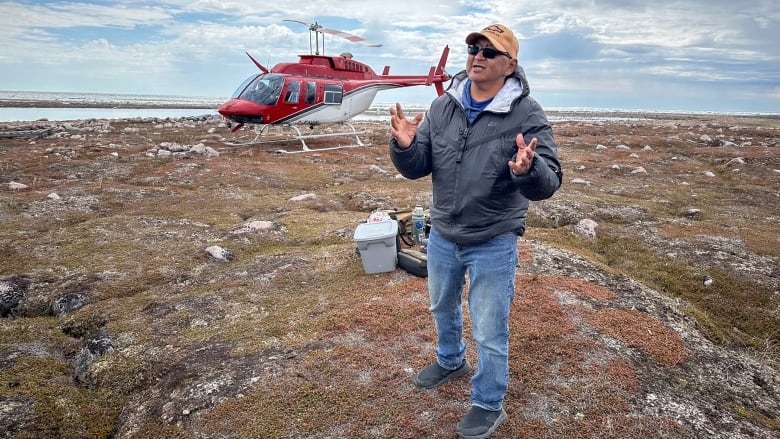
[283,19,321,32]
[284,19,381,47]
[317,27,382,47]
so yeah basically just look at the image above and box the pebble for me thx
[289,193,317,202]
[8,182,28,190]
[205,245,233,262]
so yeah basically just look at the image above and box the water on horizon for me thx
[0,90,223,122]
[1,91,776,123]
[0,90,225,107]
[0,107,219,123]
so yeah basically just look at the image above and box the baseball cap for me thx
[465,24,519,59]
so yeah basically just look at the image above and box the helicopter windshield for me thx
[235,74,284,105]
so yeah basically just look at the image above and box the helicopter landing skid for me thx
[224,122,371,154]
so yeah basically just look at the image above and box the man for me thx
[389,24,562,438]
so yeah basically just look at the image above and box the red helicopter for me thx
[218,20,450,151]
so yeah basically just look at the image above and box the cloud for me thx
[0,1,777,112]
[0,2,172,31]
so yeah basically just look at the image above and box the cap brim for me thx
[465,32,484,45]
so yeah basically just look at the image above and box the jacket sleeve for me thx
[389,113,433,180]
[512,101,563,201]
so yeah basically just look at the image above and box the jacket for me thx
[390,66,562,245]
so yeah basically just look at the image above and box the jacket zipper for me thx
[456,127,469,163]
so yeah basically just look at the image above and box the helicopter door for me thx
[305,82,316,104]
[284,81,301,104]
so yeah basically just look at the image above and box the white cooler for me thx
[353,220,398,274]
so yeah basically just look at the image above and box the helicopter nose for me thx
[218,98,266,125]
[217,100,237,116]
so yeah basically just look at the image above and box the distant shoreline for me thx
[0,99,218,109]
[1,98,777,124]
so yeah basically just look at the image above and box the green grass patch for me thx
[0,334,121,438]
[534,229,779,352]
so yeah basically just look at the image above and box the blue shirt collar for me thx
[462,79,494,123]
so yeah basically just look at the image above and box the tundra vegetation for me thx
[1,112,778,438]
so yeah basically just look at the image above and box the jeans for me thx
[426,227,518,411]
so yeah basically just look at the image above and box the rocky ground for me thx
[0,112,778,438]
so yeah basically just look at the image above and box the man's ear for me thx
[505,59,518,76]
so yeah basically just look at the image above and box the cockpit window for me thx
[230,75,255,99]
[237,74,284,105]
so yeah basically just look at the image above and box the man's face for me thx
[466,37,516,85]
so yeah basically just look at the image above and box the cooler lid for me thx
[353,220,397,241]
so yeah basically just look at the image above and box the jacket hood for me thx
[447,65,531,113]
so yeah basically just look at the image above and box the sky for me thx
[0,1,778,113]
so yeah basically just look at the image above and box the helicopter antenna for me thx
[284,19,381,55]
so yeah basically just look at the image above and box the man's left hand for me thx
[508,134,537,176]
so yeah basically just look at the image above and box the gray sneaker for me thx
[414,359,471,389]
[455,406,507,439]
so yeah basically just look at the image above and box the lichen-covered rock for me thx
[73,332,117,384]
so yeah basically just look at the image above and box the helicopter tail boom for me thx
[433,46,450,96]
[379,46,450,96]
[245,52,269,74]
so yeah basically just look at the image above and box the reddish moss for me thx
[585,308,687,366]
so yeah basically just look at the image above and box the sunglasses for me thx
[467,45,511,59]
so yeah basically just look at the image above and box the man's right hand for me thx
[389,102,423,149]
